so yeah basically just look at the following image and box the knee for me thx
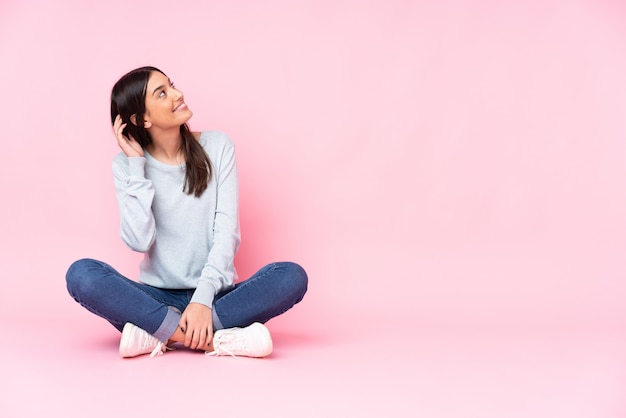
[65,258,101,299]
[277,261,308,302]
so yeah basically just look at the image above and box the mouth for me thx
[173,102,187,112]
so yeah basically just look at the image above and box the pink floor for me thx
[4,313,625,417]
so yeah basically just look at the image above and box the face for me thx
[142,71,193,131]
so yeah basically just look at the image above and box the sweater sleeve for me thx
[190,140,240,308]
[112,156,157,252]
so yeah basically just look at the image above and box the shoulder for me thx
[194,130,234,149]
[194,131,236,159]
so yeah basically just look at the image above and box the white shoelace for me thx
[149,342,165,358]
[149,342,175,358]
[205,332,238,358]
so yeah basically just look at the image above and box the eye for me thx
[158,90,166,98]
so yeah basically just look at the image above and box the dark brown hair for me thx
[110,66,212,197]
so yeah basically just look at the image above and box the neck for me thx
[146,127,184,165]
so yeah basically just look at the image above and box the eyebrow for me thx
[151,79,172,96]
[152,85,165,96]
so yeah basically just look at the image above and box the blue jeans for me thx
[66,259,307,342]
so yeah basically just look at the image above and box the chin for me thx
[180,109,193,123]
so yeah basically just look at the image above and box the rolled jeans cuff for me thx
[153,307,181,342]
[212,305,224,331]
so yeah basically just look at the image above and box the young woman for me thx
[66,66,307,358]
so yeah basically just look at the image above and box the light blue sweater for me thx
[112,131,240,309]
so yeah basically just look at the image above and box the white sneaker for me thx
[119,323,167,358]
[206,322,273,358]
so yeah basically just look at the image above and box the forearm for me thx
[113,156,157,251]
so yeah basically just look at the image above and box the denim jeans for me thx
[66,258,307,342]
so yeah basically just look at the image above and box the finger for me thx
[184,326,193,347]
[179,315,188,336]
[196,328,207,350]
[114,120,126,138]
[113,116,124,135]
[190,328,201,350]
[117,124,127,141]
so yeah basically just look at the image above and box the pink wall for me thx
[1,0,625,331]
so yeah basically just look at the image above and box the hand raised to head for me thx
[113,114,144,158]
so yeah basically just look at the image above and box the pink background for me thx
[2,0,626,416]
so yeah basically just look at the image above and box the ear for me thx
[129,114,152,129]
